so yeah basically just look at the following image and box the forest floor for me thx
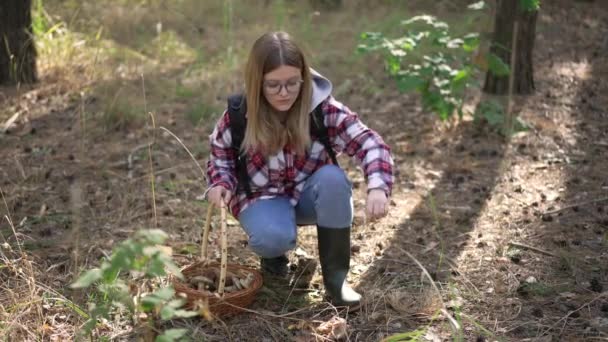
[1,0,607,341]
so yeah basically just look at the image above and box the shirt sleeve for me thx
[323,96,394,196]
[206,110,238,193]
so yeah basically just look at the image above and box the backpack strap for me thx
[310,103,339,166]
[226,94,253,199]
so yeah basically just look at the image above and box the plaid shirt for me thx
[206,95,394,217]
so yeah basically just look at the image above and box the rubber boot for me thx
[316,226,361,306]
[260,255,289,277]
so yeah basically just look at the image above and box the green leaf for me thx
[71,268,102,289]
[142,245,160,257]
[386,56,401,75]
[166,299,186,309]
[383,328,426,342]
[402,15,436,26]
[475,100,505,126]
[360,31,381,40]
[462,33,480,52]
[137,229,168,245]
[141,287,176,311]
[451,68,470,90]
[389,48,407,57]
[432,21,449,31]
[513,117,529,133]
[484,109,503,126]
[520,0,540,11]
[395,74,426,92]
[154,287,175,300]
[487,53,510,76]
[172,309,199,318]
[467,1,486,10]
[155,328,188,342]
[401,37,417,51]
[160,305,176,320]
[436,64,454,76]
[140,298,162,312]
[105,248,132,282]
[161,257,184,279]
[447,38,464,49]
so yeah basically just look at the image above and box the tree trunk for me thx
[0,0,37,85]
[483,0,537,95]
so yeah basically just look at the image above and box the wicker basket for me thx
[172,204,263,317]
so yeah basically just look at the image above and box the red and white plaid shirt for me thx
[206,95,394,217]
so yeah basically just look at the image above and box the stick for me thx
[1,111,21,133]
[159,126,206,181]
[218,204,228,296]
[127,143,150,178]
[396,247,460,332]
[543,197,608,215]
[200,205,214,261]
[508,242,557,257]
[539,292,607,337]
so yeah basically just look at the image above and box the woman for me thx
[206,31,393,307]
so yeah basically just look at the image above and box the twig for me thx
[142,73,158,228]
[543,196,608,215]
[537,291,607,339]
[159,126,206,181]
[200,205,214,261]
[395,247,461,332]
[1,188,21,255]
[1,111,21,133]
[218,300,323,322]
[127,143,151,178]
[508,242,557,257]
[281,258,318,312]
[218,204,228,296]
[13,156,27,180]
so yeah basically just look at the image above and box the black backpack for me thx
[226,93,339,198]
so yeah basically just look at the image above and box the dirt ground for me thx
[1,0,607,341]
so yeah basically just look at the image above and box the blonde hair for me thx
[242,31,312,156]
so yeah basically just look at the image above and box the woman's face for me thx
[262,65,303,112]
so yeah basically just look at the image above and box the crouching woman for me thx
[205,31,394,307]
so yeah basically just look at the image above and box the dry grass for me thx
[0,193,85,341]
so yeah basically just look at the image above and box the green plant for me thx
[520,0,541,11]
[381,328,427,342]
[32,0,49,37]
[71,229,198,341]
[358,2,524,134]
[474,99,527,135]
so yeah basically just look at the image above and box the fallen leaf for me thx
[316,316,347,339]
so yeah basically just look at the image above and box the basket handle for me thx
[199,203,229,297]
[200,204,214,261]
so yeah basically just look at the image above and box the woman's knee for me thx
[314,165,351,194]
[312,165,353,227]
[238,198,297,257]
[248,226,296,258]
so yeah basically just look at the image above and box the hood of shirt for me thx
[310,68,333,111]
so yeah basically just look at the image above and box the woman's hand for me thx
[207,186,232,208]
[366,189,388,221]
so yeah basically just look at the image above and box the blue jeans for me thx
[238,165,353,258]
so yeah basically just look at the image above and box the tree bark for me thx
[0,0,37,85]
[483,0,537,95]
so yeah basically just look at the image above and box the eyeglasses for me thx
[263,78,303,95]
